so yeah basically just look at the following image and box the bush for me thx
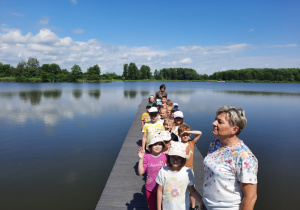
[16,75,28,82]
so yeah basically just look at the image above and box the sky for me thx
[0,0,300,75]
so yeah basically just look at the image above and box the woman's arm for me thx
[240,183,257,210]
[137,148,145,175]
[188,185,204,210]
[157,184,163,210]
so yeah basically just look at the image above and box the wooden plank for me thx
[95,99,205,209]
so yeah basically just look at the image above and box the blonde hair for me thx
[216,106,247,135]
[164,115,174,123]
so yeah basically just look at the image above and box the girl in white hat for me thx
[138,134,167,210]
[155,141,204,210]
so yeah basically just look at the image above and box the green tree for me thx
[71,64,82,79]
[140,65,151,79]
[127,63,139,80]
[154,69,162,80]
[87,64,101,81]
[122,64,128,79]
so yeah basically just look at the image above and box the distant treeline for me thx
[0,57,121,82]
[1,58,300,82]
[210,68,300,82]
[122,63,300,82]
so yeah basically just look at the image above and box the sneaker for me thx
[190,205,200,210]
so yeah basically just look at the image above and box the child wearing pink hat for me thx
[156,141,204,210]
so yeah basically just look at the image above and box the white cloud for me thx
[180,58,192,64]
[39,17,49,25]
[0,28,299,76]
[11,12,23,17]
[72,29,85,34]
[248,28,255,32]
[71,0,77,4]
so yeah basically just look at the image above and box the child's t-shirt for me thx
[141,112,150,123]
[184,139,196,170]
[143,153,167,192]
[142,121,165,149]
[156,166,195,210]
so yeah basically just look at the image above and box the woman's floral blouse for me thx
[203,139,258,207]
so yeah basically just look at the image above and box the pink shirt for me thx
[143,153,167,192]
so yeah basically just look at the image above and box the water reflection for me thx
[0,92,16,98]
[168,90,195,94]
[140,91,150,97]
[43,90,62,99]
[214,90,300,96]
[88,90,101,99]
[72,89,82,99]
[124,90,137,99]
[19,90,43,105]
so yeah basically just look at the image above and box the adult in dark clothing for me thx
[155,84,168,100]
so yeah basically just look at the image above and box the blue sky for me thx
[0,0,299,75]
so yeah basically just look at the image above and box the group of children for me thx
[138,95,204,210]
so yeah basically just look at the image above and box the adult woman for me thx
[203,106,258,210]
[155,84,168,101]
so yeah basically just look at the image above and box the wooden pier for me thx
[95,99,205,209]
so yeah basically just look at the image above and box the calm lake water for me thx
[0,81,299,210]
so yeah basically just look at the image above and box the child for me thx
[158,107,167,124]
[142,107,165,152]
[161,96,167,107]
[142,103,152,128]
[149,95,155,104]
[163,116,179,142]
[166,99,173,107]
[156,141,204,210]
[160,131,172,154]
[138,134,167,210]
[167,106,173,117]
[173,102,179,109]
[178,124,202,210]
[174,111,185,136]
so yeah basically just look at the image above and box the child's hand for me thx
[181,130,191,135]
[138,147,145,159]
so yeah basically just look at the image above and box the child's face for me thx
[174,117,183,126]
[149,97,155,103]
[150,112,158,123]
[179,132,191,143]
[170,155,184,168]
[167,107,172,116]
[162,97,167,104]
[151,142,164,155]
[160,109,167,119]
[146,107,150,112]
[163,120,174,132]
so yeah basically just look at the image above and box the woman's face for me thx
[212,112,237,138]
